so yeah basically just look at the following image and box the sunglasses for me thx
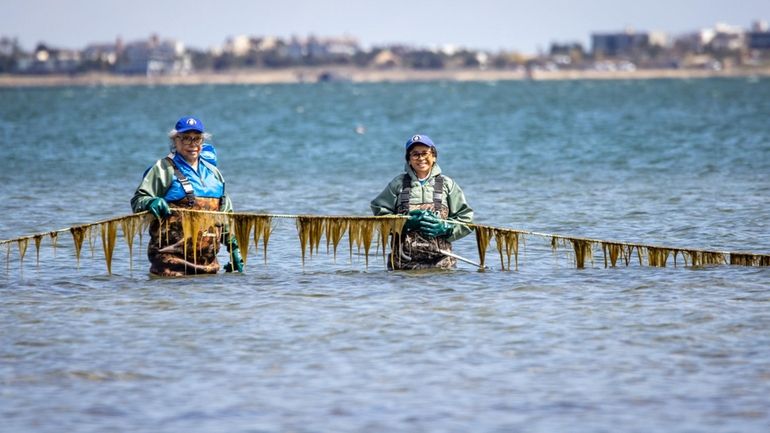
[409,151,433,160]
[177,135,203,145]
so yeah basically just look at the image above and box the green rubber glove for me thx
[418,213,452,238]
[403,209,426,231]
[147,197,171,218]
[224,247,244,273]
[222,235,244,273]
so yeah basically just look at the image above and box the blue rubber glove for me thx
[418,212,453,238]
[147,197,171,218]
[404,209,426,231]
[222,235,244,273]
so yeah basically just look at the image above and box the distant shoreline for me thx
[1,66,769,87]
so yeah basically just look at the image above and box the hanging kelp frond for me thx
[343,218,370,266]
[475,226,493,269]
[325,218,348,261]
[356,219,376,267]
[647,247,670,267]
[569,239,594,269]
[296,216,325,264]
[253,216,273,264]
[376,219,390,259]
[119,214,144,270]
[621,244,631,266]
[730,253,770,266]
[492,229,520,271]
[70,225,88,268]
[682,250,727,267]
[17,238,29,268]
[294,216,400,267]
[601,242,624,268]
[100,220,118,274]
[225,214,273,266]
[86,225,97,258]
[229,213,255,265]
[49,231,59,257]
[549,236,573,266]
[33,234,43,266]
[179,210,223,270]
[377,218,402,260]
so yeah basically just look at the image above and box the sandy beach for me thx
[1,65,769,87]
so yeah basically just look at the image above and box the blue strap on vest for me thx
[165,156,196,207]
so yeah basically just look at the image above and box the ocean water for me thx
[1,78,769,433]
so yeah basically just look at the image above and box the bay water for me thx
[1,78,769,432]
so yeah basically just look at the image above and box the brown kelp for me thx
[100,220,118,274]
[179,210,224,272]
[119,214,144,270]
[33,234,43,266]
[70,225,88,268]
[570,239,593,269]
[1,211,768,275]
[472,225,523,271]
[730,253,770,266]
[17,238,28,268]
[475,226,493,269]
[297,216,325,264]
[601,242,624,268]
[295,216,403,267]
[495,229,521,271]
[647,247,670,267]
[325,218,348,261]
[221,212,273,264]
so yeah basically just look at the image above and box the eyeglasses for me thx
[177,135,203,145]
[409,151,433,160]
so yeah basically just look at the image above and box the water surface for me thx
[1,78,769,432]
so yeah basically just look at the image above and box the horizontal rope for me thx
[1,210,768,267]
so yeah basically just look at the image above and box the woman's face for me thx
[174,133,203,164]
[408,144,436,177]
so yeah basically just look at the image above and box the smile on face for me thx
[408,144,436,178]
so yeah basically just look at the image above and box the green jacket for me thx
[370,163,473,243]
[131,157,233,213]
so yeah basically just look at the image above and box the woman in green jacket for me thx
[371,134,474,270]
[131,116,243,276]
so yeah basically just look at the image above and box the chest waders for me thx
[391,174,456,270]
[146,157,223,276]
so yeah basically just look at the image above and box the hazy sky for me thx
[5,0,770,53]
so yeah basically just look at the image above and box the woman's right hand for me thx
[404,209,427,231]
[147,197,172,218]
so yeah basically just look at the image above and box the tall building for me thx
[591,31,650,57]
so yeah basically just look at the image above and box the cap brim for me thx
[177,127,204,133]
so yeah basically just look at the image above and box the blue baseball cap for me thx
[404,134,435,150]
[175,116,205,133]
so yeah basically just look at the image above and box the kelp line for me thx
[470,223,769,271]
[1,213,151,274]
[295,216,405,267]
[1,210,769,274]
